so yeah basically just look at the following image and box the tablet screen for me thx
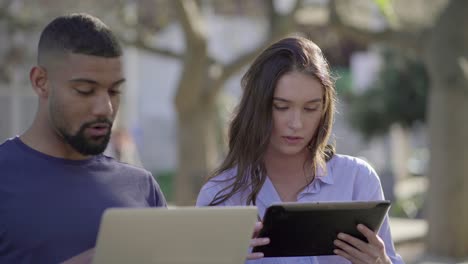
[252,201,391,257]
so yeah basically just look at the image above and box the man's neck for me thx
[20,120,90,160]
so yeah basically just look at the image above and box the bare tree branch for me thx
[172,0,211,112]
[112,1,183,60]
[0,1,39,83]
[172,0,206,47]
[205,0,304,100]
[120,36,183,60]
[219,46,264,85]
[0,0,13,16]
[329,0,425,55]
[268,0,304,39]
[0,1,38,30]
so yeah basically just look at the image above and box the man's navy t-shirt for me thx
[0,137,166,264]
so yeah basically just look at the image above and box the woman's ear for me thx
[30,66,49,98]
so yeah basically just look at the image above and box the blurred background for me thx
[1,0,467,262]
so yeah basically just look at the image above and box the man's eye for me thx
[75,89,93,95]
[109,90,122,96]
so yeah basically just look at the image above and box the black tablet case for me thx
[252,201,391,257]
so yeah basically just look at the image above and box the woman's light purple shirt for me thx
[196,154,404,264]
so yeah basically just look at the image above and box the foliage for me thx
[390,191,426,219]
[333,67,353,96]
[373,0,398,27]
[154,170,175,203]
[348,48,429,139]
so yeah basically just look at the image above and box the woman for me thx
[197,36,403,264]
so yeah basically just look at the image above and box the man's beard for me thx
[60,119,113,156]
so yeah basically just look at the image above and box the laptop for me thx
[92,206,258,264]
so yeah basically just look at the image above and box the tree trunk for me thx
[389,123,411,181]
[425,0,468,258]
[175,102,219,205]
[173,32,220,204]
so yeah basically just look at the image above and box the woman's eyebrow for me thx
[273,97,289,102]
[305,98,322,103]
[273,97,322,103]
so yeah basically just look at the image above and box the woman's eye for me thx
[305,107,318,112]
[273,105,288,111]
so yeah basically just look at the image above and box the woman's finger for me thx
[334,238,371,263]
[252,221,263,238]
[250,237,270,247]
[246,252,264,260]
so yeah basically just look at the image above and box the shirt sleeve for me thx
[359,163,405,264]
[196,181,218,206]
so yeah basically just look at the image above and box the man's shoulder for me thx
[99,155,152,177]
[0,137,16,151]
[0,137,22,163]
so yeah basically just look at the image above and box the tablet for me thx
[252,200,391,257]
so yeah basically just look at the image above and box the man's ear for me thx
[30,66,49,98]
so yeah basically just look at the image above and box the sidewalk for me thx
[391,176,427,263]
[390,217,468,264]
[390,217,427,245]
[390,217,427,263]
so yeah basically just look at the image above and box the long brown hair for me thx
[208,36,336,206]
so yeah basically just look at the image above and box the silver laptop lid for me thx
[93,206,257,264]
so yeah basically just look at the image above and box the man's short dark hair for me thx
[38,13,122,65]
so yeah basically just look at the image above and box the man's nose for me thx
[92,93,113,117]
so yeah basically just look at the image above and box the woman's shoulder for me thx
[328,154,384,200]
[200,168,237,193]
[330,153,374,168]
[197,167,239,206]
[329,154,378,179]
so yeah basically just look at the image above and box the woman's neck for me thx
[263,148,314,201]
[264,148,312,180]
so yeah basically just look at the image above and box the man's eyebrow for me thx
[273,97,322,103]
[111,79,126,87]
[68,78,126,86]
[68,78,98,85]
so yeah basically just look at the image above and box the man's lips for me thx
[86,123,110,137]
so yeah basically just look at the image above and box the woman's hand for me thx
[333,224,391,264]
[247,221,270,260]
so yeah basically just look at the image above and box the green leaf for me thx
[373,0,398,27]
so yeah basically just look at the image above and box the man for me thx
[0,13,166,264]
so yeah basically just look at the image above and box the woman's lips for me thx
[283,136,303,145]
